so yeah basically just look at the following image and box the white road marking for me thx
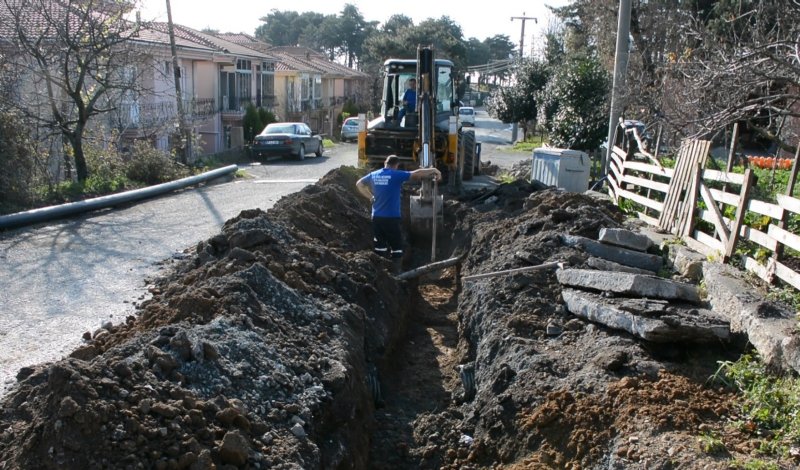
[253,179,317,184]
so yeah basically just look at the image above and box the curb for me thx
[0,165,238,230]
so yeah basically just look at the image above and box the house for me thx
[268,46,369,136]
[120,24,278,156]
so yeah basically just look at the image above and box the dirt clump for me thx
[0,166,793,469]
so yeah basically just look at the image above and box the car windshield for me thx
[344,119,358,126]
[264,124,295,134]
[459,108,474,115]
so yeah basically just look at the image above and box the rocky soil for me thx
[0,164,797,469]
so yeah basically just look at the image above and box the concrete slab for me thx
[557,268,700,303]
[561,288,730,343]
[599,228,653,252]
[703,262,800,374]
[668,245,705,281]
[587,257,656,275]
[561,234,663,272]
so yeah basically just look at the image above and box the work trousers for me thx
[372,217,403,259]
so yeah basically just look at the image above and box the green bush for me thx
[0,111,41,213]
[243,104,261,142]
[258,108,276,128]
[125,142,191,185]
[340,100,360,125]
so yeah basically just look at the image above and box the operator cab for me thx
[379,59,455,131]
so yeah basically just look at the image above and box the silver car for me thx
[340,117,359,142]
[252,122,324,161]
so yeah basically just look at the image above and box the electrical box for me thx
[531,148,590,193]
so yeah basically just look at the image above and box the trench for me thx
[364,202,468,469]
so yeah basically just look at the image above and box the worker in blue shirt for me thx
[356,155,441,262]
[397,78,416,125]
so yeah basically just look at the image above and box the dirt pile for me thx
[0,166,793,469]
[0,167,407,469]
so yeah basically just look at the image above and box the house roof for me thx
[129,25,216,55]
[147,23,275,61]
[269,46,368,79]
[215,32,272,54]
[0,0,124,39]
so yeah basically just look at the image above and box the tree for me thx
[665,0,800,150]
[255,10,304,46]
[542,53,610,150]
[338,4,376,68]
[485,58,550,138]
[0,0,149,182]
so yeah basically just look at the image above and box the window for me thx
[259,61,275,107]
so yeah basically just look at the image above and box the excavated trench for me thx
[0,166,768,469]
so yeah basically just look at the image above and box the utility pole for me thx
[510,13,537,143]
[603,0,632,177]
[166,0,191,163]
[510,13,537,59]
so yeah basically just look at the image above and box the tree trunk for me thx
[71,134,88,182]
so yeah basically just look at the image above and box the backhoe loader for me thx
[357,46,478,247]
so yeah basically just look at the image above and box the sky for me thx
[137,0,572,50]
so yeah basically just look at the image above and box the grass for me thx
[511,134,548,153]
[496,173,517,184]
[711,353,800,458]
[698,431,727,454]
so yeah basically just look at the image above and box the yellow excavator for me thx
[357,46,479,251]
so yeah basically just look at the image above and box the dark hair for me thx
[409,78,416,82]
[386,155,399,167]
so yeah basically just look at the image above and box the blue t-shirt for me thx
[363,168,411,218]
[403,89,416,112]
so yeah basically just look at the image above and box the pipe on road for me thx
[0,164,238,230]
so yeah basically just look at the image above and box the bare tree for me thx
[665,1,800,151]
[0,0,148,182]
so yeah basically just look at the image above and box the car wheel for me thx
[315,140,324,157]
[298,145,305,161]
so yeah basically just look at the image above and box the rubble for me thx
[561,288,729,343]
[560,234,663,272]
[0,168,794,470]
[556,268,701,302]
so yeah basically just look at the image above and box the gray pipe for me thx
[0,164,238,230]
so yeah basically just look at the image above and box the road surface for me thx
[0,109,527,398]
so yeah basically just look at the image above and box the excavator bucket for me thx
[409,183,443,239]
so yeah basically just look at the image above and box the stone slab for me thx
[557,268,700,303]
[703,262,800,374]
[561,288,730,343]
[561,234,662,272]
[599,228,653,252]
[587,257,654,275]
[667,245,705,281]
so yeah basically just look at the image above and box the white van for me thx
[459,106,475,126]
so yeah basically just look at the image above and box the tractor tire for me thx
[462,130,475,181]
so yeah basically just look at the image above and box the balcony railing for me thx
[256,94,276,108]
[113,98,220,129]
[221,96,253,114]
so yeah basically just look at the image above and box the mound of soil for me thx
[0,166,794,469]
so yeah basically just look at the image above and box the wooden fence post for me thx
[773,144,800,263]
[724,168,754,262]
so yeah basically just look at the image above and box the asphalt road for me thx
[0,109,528,398]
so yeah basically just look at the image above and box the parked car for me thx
[459,106,475,126]
[252,122,323,161]
[340,117,359,142]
